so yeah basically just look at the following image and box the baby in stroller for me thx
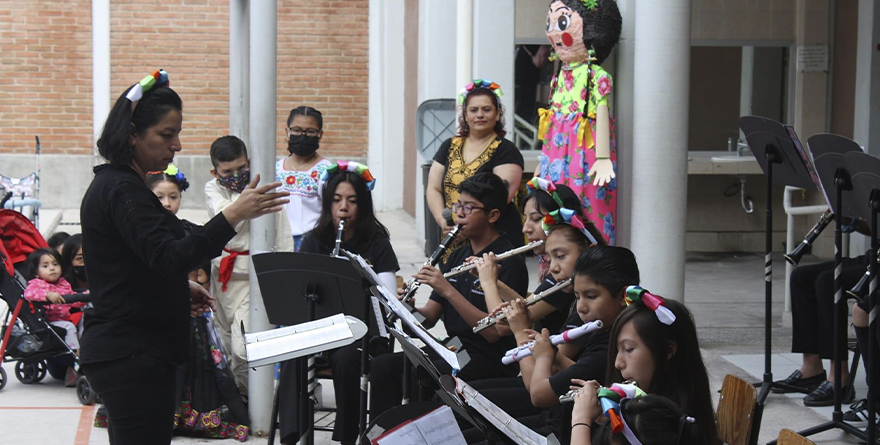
[23,248,86,385]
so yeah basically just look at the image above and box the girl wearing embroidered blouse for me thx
[276,106,333,251]
[538,0,621,245]
[24,248,86,351]
[426,79,525,257]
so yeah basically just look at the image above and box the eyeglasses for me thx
[452,202,485,215]
[288,127,321,137]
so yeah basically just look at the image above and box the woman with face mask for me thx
[276,106,334,251]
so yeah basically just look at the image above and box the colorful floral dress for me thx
[538,62,617,245]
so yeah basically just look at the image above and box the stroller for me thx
[0,209,96,404]
[0,135,42,228]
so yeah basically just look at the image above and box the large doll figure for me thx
[537,0,621,244]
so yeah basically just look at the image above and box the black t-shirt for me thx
[299,231,399,275]
[80,164,236,365]
[433,137,525,249]
[531,276,575,334]
[429,235,529,363]
[548,329,611,395]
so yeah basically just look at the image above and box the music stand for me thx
[845,151,880,444]
[252,252,377,445]
[740,117,820,411]
[766,135,867,444]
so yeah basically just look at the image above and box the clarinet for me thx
[473,278,573,333]
[401,223,462,305]
[443,241,544,278]
[332,218,346,257]
[501,320,603,365]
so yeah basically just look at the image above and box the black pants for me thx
[277,342,364,444]
[81,354,177,445]
[368,348,517,422]
[790,256,867,358]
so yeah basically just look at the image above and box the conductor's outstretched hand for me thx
[222,174,290,227]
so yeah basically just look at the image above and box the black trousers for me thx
[81,354,177,445]
[368,348,517,422]
[277,342,364,444]
[790,255,867,359]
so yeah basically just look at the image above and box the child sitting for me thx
[205,135,294,396]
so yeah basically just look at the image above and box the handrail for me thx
[513,114,540,150]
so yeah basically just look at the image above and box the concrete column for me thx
[630,0,691,301]
[792,0,830,139]
[455,0,473,103]
[246,0,275,435]
[229,0,249,143]
[613,0,636,248]
[854,0,880,155]
[472,0,515,137]
[415,0,458,242]
[367,0,406,212]
[91,0,110,163]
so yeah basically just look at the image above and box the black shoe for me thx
[772,369,827,394]
[843,399,871,426]
[803,380,856,407]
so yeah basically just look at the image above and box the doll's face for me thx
[546,1,588,63]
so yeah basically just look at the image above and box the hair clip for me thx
[598,382,646,444]
[541,206,599,245]
[625,285,676,325]
[126,69,170,112]
[458,78,504,104]
[321,161,376,191]
[147,163,189,191]
[582,0,599,11]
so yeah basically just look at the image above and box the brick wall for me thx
[0,0,369,159]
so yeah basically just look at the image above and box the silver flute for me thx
[443,240,544,279]
[473,277,573,333]
[332,219,346,257]
[559,380,639,404]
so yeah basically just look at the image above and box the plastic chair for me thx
[717,374,759,445]
[776,428,816,445]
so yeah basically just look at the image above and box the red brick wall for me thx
[0,1,93,154]
[0,0,369,158]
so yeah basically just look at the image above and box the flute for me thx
[332,218,346,257]
[473,278,573,333]
[501,320,603,365]
[559,380,640,404]
[443,240,544,279]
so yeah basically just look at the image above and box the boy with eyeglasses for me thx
[369,172,529,420]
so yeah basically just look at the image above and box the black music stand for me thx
[740,117,819,409]
[766,134,867,445]
[845,151,880,444]
[252,252,377,445]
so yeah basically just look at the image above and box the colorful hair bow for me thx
[147,163,189,191]
[458,78,504,104]
[582,0,599,11]
[542,207,599,245]
[526,177,564,208]
[625,285,676,325]
[598,382,646,444]
[321,161,376,191]
[126,69,170,112]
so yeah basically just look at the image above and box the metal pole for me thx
[230,0,250,144]
[455,0,473,116]
[247,0,276,436]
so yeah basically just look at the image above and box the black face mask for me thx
[72,265,87,283]
[288,134,320,157]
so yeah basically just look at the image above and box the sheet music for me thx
[244,314,365,367]
[455,377,552,445]
[373,405,467,445]
[346,250,463,370]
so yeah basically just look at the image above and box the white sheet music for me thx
[374,405,467,445]
[244,314,366,367]
[345,250,463,370]
[455,377,556,445]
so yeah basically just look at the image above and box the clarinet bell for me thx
[784,241,810,267]
[846,269,869,302]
